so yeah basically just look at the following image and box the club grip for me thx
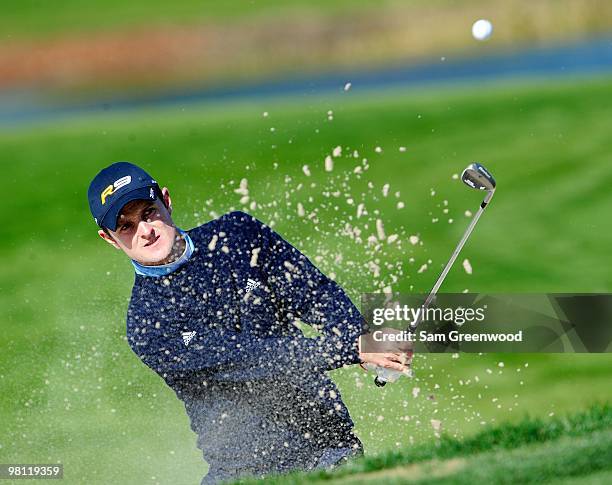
[374,376,387,387]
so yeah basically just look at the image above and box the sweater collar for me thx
[131,228,194,277]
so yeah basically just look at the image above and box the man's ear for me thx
[161,187,173,215]
[98,229,121,250]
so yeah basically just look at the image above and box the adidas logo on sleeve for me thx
[181,331,197,347]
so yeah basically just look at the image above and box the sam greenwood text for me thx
[372,330,524,343]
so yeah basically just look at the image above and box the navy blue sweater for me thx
[126,211,366,482]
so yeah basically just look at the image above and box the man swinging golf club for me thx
[87,161,410,484]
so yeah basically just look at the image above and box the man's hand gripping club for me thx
[358,328,414,385]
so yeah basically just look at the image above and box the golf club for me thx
[371,162,496,387]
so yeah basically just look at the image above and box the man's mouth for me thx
[145,235,160,247]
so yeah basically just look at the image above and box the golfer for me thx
[87,162,409,484]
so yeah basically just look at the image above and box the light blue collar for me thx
[131,228,194,277]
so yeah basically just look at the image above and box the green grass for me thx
[1,0,438,39]
[3,0,611,42]
[2,76,612,484]
[233,404,612,483]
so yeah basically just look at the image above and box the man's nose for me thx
[139,221,155,238]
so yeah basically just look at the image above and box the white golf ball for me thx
[472,19,493,41]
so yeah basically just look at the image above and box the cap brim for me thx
[100,186,158,231]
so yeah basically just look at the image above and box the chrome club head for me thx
[461,163,496,192]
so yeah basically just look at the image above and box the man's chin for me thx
[134,247,173,266]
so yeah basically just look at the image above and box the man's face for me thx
[98,187,178,265]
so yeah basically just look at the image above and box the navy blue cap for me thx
[87,162,160,231]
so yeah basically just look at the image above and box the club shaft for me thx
[410,191,494,330]
[430,206,484,296]
[374,184,495,387]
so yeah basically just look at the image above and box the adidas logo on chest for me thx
[244,278,261,293]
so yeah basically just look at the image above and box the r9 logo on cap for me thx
[100,175,132,205]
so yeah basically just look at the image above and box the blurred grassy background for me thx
[2,0,612,484]
[3,0,611,40]
[3,0,612,94]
